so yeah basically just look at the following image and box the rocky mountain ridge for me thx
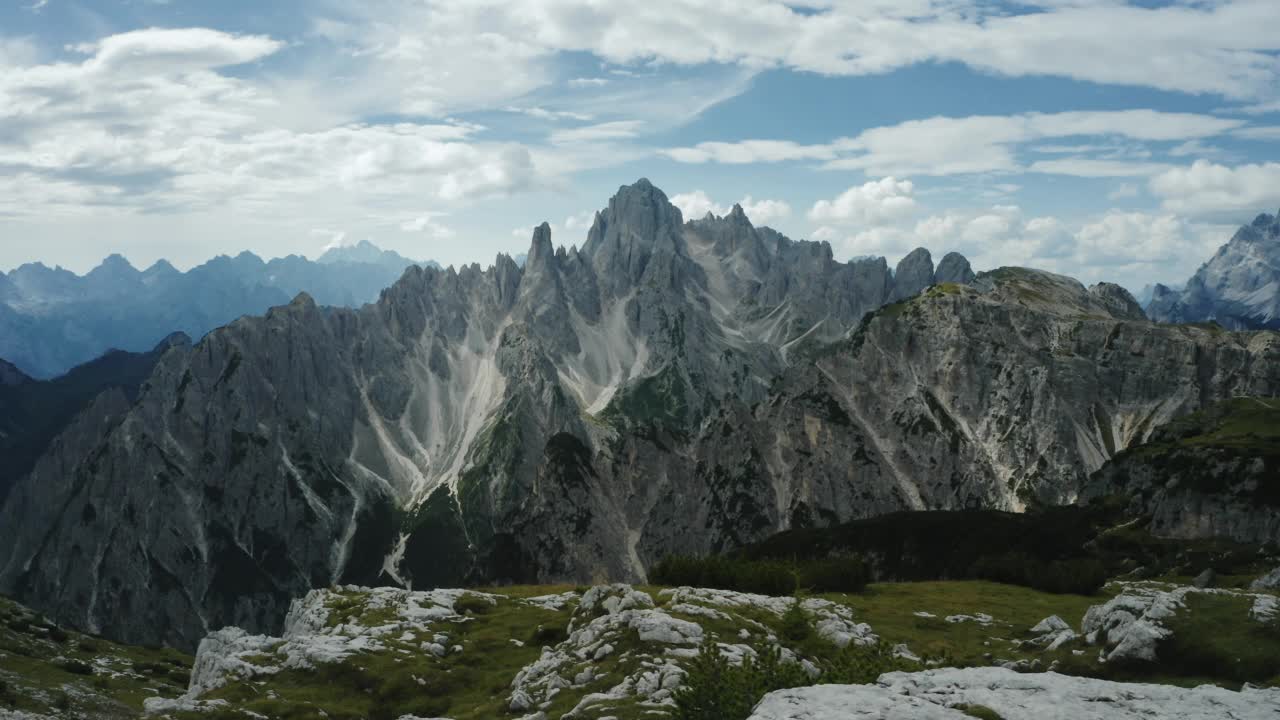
[1,179,1278,651]
[1147,210,1280,330]
[0,333,190,504]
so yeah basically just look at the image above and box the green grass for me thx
[188,591,574,720]
[9,574,1277,718]
[827,581,1103,667]
[1157,593,1280,686]
[0,594,192,718]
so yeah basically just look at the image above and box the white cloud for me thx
[563,211,596,232]
[661,140,837,164]
[665,110,1245,177]
[670,190,791,226]
[504,106,594,122]
[71,28,282,75]
[368,0,1280,100]
[549,120,644,144]
[399,214,455,239]
[311,228,350,252]
[670,190,726,220]
[1108,183,1140,201]
[814,201,1226,289]
[0,29,544,222]
[808,178,917,226]
[1232,126,1280,141]
[1027,158,1172,177]
[568,77,609,87]
[739,196,791,226]
[1149,160,1280,215]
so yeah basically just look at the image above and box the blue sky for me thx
[2,1,1280,290]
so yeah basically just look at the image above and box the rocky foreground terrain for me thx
[3,572,1278,719]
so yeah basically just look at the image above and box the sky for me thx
[2,1,1280,291]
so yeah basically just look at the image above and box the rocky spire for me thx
[935,252,976,285]
[889,247,935,301]
[581,178,697,299]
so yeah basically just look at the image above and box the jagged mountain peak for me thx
[890,248,935,301]
[94,253,138,272]
[935,252,976,285]
[526,222,556,270]
[1148,207,1280,330]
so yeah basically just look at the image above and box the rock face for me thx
[0,243,436,379]
[889,248,935,301]
[0,333,190,504]
[747,667,1280,720]
[933,251,975,285]
[2,180,1278,651]
[1082,398,1280,546]
[1147,210,1280,330]
[1080,581,1278,664]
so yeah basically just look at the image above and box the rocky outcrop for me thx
[4,179,1277,651]
[934,251,975,285]
[1081,581,1277,664]
[889,248,935,301]
[747,667,1280,719]
[1147,210,1280,330]
[1089,282,1147,321]
[1082,398,1280,546]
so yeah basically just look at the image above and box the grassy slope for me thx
[7,577,1277,718]
[0,594,191,718]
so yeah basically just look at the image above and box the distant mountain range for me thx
[1146,210,1280,329]
[0,241,439,379]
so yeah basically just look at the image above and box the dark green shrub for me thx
[971,553,1107,595]
[957,705,1005,720]
[820,640,914,684]
[453,594,493,615]
[779,599,812,643]
[0,679,16,706]
[675,636,916,720]
[673,638,758,720]
[530,622,568,646]
[53,691,70,711]
[798,557,868,593]
[58,659,93,676]
[46,625,68,643]
[651,555,796,596]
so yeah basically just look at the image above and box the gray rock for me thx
[1089,282,1147,321]
[1148,210,1280,330]
[1194,568,1217,589]
[889,247,935,301]
[934,252,975,285]
[1251,566,1280,591]
[1031,615,1070,634]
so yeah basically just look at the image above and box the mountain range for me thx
[0,241,439,379]
[2,179,1277,651]
[1146,210,1280,329]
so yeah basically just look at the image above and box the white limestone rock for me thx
[747,667,1280,719]
[1251,566,1280,591]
